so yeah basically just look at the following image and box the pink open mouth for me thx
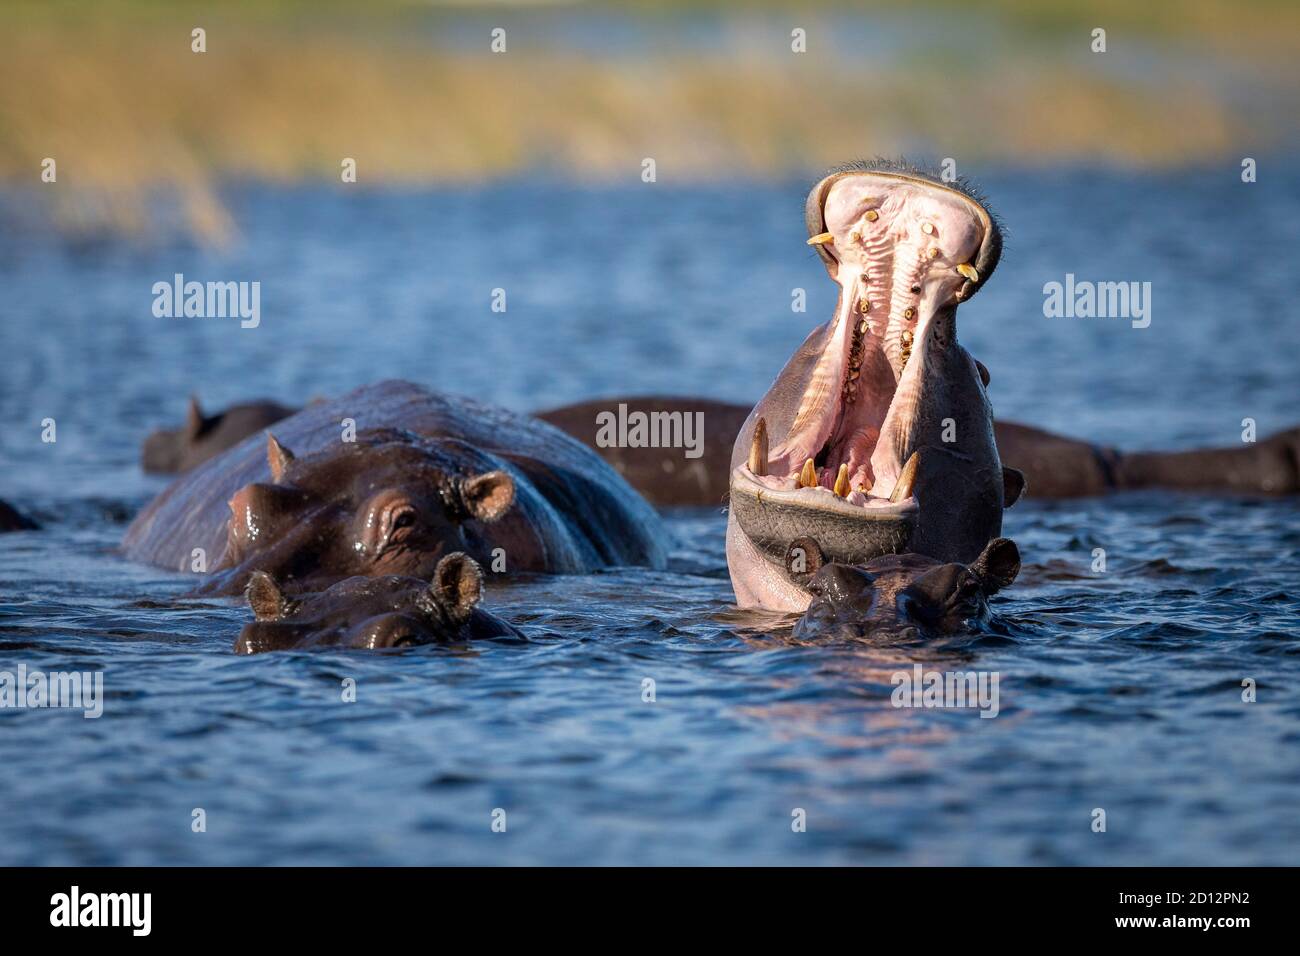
[737,168,990,510]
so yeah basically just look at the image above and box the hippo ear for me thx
[459,471,515,523]
[432,552,484,623]
[785,535,827,584]
[185,395,205,441]
[246,571,288,621]
[971,537,1020,594]
[1002,467,1026,508]
[266,433,295,483]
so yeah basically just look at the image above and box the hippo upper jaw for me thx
[728,162,1005,612]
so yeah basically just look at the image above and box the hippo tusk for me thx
[890,450,920,502]
[806,231,834,246]
[799,458,818,488]
[748,418,769,477]
[956,263,979,283]
[833,463,850,498]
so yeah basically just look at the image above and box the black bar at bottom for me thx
[0,866,1281,940]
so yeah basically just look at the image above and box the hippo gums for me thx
[122,380,668,594]
[728,160,1019,612]
[790,536,1021,640]
[236,552,522,654]
[142,396,297,473]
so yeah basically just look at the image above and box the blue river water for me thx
[1,166,1298,864]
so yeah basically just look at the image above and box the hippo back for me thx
[123,380,668,574]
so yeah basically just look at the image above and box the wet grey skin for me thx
[728,159,1022,612]
[789,536,1021,640]
[235,552,522,654]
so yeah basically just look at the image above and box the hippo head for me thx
[235,552,521,653]
[790,536,1020,640]
[142,396,294,473]
[728,159,1019,611]
[207,428,515,595]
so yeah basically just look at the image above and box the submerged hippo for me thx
[789,536,1021,640]
[994,421,1300,498]
[535,397,746,507]
[123,380,668,595]
[142,396,297,473]
[540,399,1300,505]
[236,552,521,653]
[0,499,39,532]
[728,160,1016,611]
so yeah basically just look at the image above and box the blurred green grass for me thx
[3,0,1296,241]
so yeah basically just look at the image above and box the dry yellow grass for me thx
[1,9,1293,241]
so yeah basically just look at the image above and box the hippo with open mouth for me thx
[789,536,1021,640]
[122,380,667,595]
[728,160,1018,611]
[235,552,522,653]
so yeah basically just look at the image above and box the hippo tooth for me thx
[929,247,940,259]
[799,458,818,488]
[806,232,834,246]
[957,262,980,282]
[890,451,920,502]
[833,463,850,498]
[864,210,879,222]
[856,481,872,495]
[901,329,913,345]
[922,222,935,235]
[858,298,871,313]
[904,307,915,320]
[748,418,769,477]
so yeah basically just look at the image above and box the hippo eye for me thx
[383,504,418,544]
[361,495,421,555]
